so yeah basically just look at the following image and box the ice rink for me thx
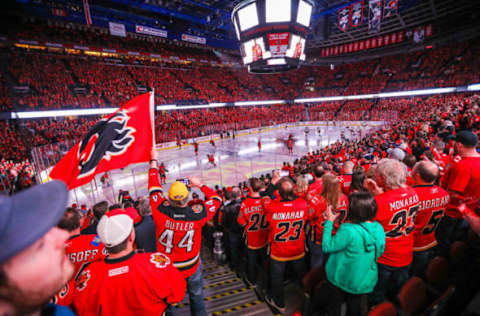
[69,122,383,207]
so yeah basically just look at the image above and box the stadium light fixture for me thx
[12,108,118,119]
[235,100,286,106]
[467,83,480,91]
[377,87,456,98]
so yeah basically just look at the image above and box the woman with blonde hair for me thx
[294,175,309,199]
[308,173,349,268]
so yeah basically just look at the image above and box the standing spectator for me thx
[366,159,420,306]
[58,207,106,276]
[81,201,108,235]
[222,187,243,273]
[0,181,75,315]
[237,178,269,288]
[264,177,309,313]
[72,212,186,315]
[308,173,349,268]
[149,148,221,316]
[340,161,354,195]
[319,192,385,316]
[438,131,480,255]
[133,198,157,252]
[411,161,449,276]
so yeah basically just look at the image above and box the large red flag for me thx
[50,92,155,189]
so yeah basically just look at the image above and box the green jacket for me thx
[322,220,386,294]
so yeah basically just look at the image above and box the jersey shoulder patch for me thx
[150,252,170,269]
[192,204,204,214]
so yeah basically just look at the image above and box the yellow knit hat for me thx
[168,182,189,201]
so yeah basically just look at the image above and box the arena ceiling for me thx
[11,0,480,54]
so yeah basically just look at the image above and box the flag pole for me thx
[150,89,156,147]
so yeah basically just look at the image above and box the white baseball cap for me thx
[97,212,133,247]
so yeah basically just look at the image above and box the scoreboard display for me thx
[232,0,313,73]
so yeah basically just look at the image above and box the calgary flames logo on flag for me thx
[50,92,155,189]
[77,110,135,179]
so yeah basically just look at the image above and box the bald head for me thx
[413,160,440,184]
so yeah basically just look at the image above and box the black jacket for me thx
[221,199,243,235]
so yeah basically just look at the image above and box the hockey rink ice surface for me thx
[69,123,382,207]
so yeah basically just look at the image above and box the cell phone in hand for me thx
[176,178,190,186]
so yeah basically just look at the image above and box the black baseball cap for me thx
[0,181,69,263]
[454,130,478,147]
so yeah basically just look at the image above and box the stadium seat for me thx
[397,277,428,316]
[368,301,397,316]
[425,256,449,292]
[422,285,455,316]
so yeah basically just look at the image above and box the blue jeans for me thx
[186,261,207,316]
[270,257,306,307]
[308,239,324,269]
[166,262,207,316]
[247,247,267,288]
[368,263,410,307]
[411,248,436,277]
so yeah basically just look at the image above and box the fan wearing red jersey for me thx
[237,178,269,288]
[308,174,349,268]
[339,161,354,195]
[72,212,186,316]
[264,177,309,313]
[149,148,221,316]
[307,163,325,198]
[438,131,480,256]
[53,208,106,306]
[366,159,420,307]
[410,161,449,277]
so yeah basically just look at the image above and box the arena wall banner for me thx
[383,0,398,18]
[181,34,207,45]
[83,0,92,27]
[350,1,364,27]
[109,22,126,37]
[135,25,168,38]
[368,0,382,34]
[338,7,350,31]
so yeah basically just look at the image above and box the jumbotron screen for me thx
[232,0,313,73]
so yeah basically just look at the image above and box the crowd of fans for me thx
[0,35,479,110]
[1,92,478,316]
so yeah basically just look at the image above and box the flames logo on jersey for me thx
[76,270,91,291]
[77,110,135,179]
[150,253,170,269]
[192,204,203,214]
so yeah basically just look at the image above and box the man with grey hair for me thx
[340,160,354,194]
[366,158,420,307]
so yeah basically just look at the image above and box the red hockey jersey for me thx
[72,252,186,316]
[309,194,348,244]
[442,156,480,218]
[149,168,221,277]
[66,234,106,276]
[265,197,309,261]
[238,196,269,249]
[412,185,449,251]
[375,187,420,267]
